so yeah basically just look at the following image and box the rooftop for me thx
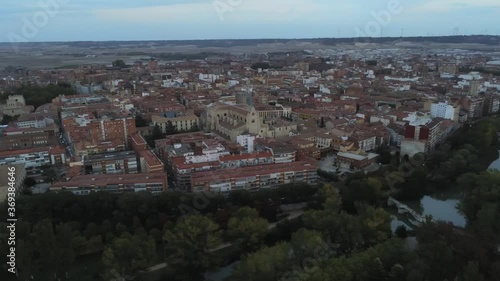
[51,173,167,188]
[86,150,137,162]
[191,161,317,183]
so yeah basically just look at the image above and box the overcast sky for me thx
[2,0,499,42]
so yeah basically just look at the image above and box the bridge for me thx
[388,197,428,226]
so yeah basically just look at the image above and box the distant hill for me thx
[1,35,499,49]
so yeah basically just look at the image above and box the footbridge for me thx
[388,197,429,226]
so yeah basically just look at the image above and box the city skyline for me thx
[2,0,500,42]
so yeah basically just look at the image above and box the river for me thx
[488,150,500,171]
[207,153,500,280]
[393,152,500,229]
[403,195,466,227]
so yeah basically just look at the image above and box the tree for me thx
[112,60,127,68]
[389,264,406,281]
[0,84,76,109]
[102,233,156,280]
[367,257,390,281]
[457,261,484,281]
[33,220,59,274]
[84,222,99,239]
[303,185,342,233]
[16,239,37,280]
[250,62,271,70]
[395,225,408,239]
[152,124,163,139]
[55,223,76,278]
[190,122,200,132]
[319,117,326,128]
[32,219,76,280]
[0,114,19,125]
[165,121,177,135]
[415,237,454,281]
[42,166,57,183]
[163,215,222,280]
[24,177,37,188]
[146,124,164,147]
[227,207,269,252]
[341,177,387,210]
[232,242,291,281]
[356,203,392,246]
[376,145,392,165]
[458,171,500,242]
[289,228,326,263]
[135,115,148,127]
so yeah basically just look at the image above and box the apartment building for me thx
[337,152,379,170]
[0,146,66,174]
[4,123,59,137]
[0,164,27,201]
[0,132,56,151]
[191,161,318,193]
[430,102,456,120]
[15,113,56,129]
[483,94,500,115]
[50,173,168,195]
[237,135,256,153]
[84,150,138,175]
[467,98,485,119]
[88,117,137,149]
[171,157,220,191]
[139,150,164,173]
[131,133,148,153]
[401,117,458,156]
[219,151,274,168]
[152,114,199,133]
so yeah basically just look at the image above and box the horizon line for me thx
[1,34,499,44]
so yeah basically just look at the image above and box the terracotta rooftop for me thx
[219,151,273,162]
[191,161,317,183]
[51,173,168,188]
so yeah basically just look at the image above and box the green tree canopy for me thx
[163,215,222,280]
[102,232,156,280]
[112,60,127,68]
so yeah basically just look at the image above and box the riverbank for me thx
[395,149,500,230]
[488,150,500,171]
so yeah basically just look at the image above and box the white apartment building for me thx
[237,135,256,153]
[431,102,455,120]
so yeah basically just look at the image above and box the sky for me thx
[2,0,500,42]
